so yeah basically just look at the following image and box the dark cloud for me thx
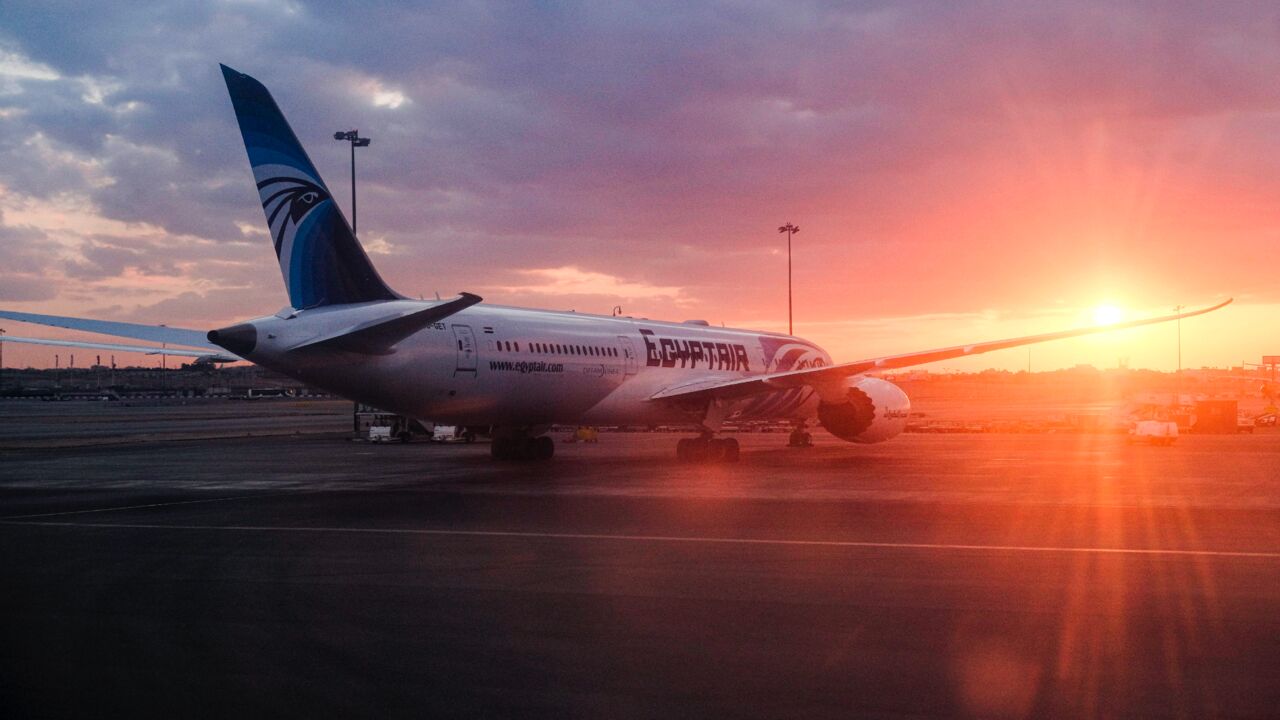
[63,237,177,280]
[0,215,58,300]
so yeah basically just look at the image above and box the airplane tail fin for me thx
[220,64,399,308]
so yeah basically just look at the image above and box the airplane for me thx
[0,65,1232,462]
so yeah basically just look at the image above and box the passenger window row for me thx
[492,340,618,358]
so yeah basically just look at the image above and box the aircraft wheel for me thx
[533,435,555,460]
[720,438,740,462]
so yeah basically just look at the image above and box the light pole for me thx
[778,223,799,335]
[1173,304,1184,407]
[334,129,371,235]
[1174,305,1183,374]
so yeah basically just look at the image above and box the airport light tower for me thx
[333,129,371,235]
[778,223,799,335]
[1174,304,1184,406]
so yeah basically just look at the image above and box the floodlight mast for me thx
[778,223,799,335]
[333,130,371,234]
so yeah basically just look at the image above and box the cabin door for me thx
[618,336,638,376]
[452,324,478,374]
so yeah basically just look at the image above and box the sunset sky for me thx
[0,2,1275,371]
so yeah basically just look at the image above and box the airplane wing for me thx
[0,335,237,362]
[0,310,217,351]
[650,299,1232,404]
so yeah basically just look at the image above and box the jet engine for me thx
[816,376,911,443]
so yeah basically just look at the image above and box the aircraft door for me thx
[452,324,478,374]
[618,336,638,376]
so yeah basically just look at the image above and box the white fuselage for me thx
[239,300,833,428]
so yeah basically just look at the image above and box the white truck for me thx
[1130,420,1178,446]
[431,425,476,443]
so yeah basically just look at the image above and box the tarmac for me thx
[2,400,1279,718]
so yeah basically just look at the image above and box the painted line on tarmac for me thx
[3,520,1280,559]
[0,493,287,520]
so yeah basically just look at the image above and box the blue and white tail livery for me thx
[221,64,398,308]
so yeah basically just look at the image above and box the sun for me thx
[1092,304,1125,326]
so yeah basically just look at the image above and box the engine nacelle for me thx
[816,376,911,444]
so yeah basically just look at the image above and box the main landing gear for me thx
[676,434,740,463]
[491,434,555,461]
[788,422,813,448]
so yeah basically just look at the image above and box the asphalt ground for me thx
[2,405,1279,718]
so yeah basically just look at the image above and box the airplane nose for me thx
[208,323,257,357]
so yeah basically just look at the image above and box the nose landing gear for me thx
[676,434,740,463]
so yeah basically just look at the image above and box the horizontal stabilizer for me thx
[288,293,482,354]
[0,309,218,351]
[0,335,237,363]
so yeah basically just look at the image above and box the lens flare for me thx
[1092,304,1124,326]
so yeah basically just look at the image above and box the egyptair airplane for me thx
[0,65,1232,462]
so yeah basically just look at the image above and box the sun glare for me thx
[1092,304,1125,326]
